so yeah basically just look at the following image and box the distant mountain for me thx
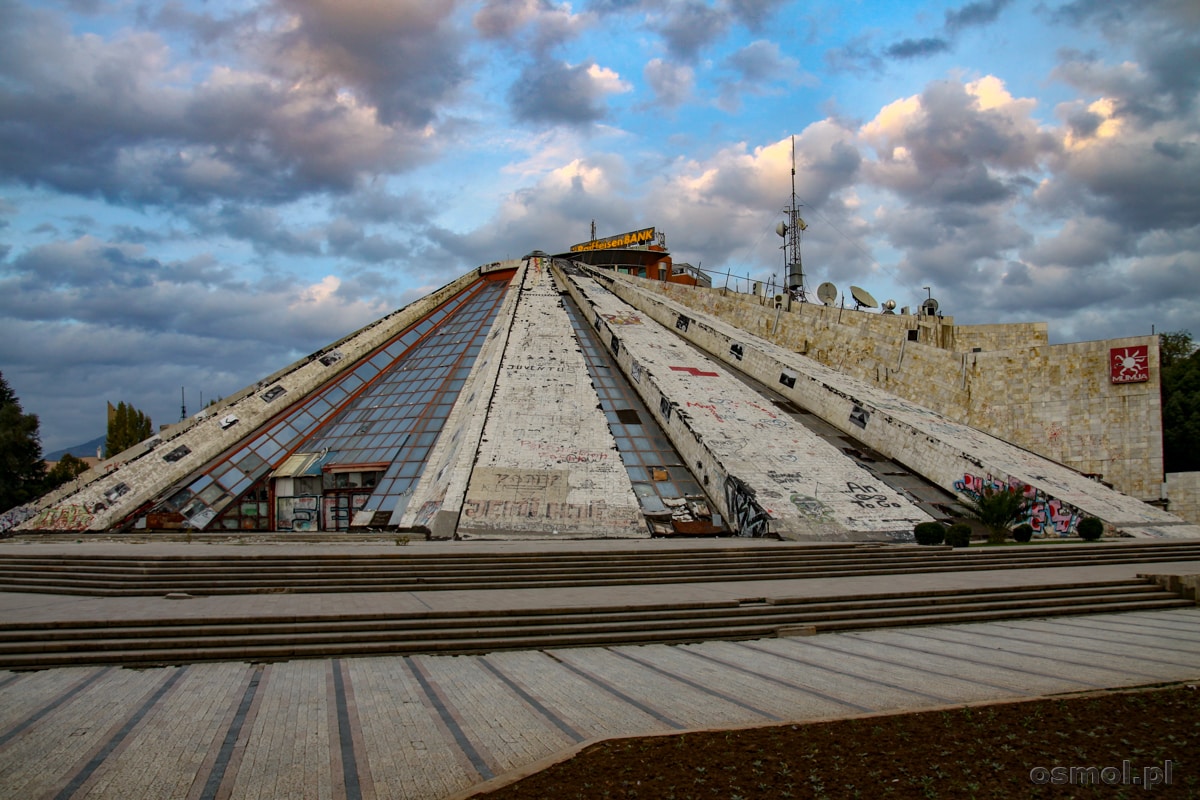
[45,435,106,462]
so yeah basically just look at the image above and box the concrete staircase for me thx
[2,540,1200,597]
[0,578,1191,669]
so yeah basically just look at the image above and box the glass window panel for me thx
[209,461,235,480]
[198,483,226,505]
[255,439,284,462]
[188,475,213,493]
[237,452,267,473]
[668,466,693,482]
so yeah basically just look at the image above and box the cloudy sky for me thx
[2,0,1198,453]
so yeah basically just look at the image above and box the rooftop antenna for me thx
[180,386,186,422]
[778,135,808,302]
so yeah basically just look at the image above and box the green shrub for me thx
[961,486,1026,544]
[945,523,972,548]
[913,521,946,546]
[1012,523,1034,543]
[1077,516,1103,541]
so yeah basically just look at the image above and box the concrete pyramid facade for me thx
[15,255,1200,540]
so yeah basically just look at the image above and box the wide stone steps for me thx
[0,579,1190,669]
[2,540,1200,596]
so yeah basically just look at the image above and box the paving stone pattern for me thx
[2,608,1198,800]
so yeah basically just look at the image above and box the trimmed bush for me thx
[1077,516,1104,541]
[913,521,946,546]
[945,523,972,548]
[1012,523,1034,543]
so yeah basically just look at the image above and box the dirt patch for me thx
[471,683,1197,799]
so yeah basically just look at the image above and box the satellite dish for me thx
[816,282,838,305]
[882,299,897,314]
[775,221,788,238]
[849,285,878,310]
[921,297,940,315]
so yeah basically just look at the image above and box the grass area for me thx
[472,683,1198,799]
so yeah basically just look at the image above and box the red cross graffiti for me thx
[670,366,719,377]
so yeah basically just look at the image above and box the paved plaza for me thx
[1,540,1198,799]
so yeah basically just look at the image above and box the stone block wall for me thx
[1167,472,1200,525]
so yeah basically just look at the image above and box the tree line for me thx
[1161,331,1200,473]
[0,372,153,511]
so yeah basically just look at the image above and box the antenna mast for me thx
[783,136,808,300]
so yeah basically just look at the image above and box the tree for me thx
[46,453,90,490]
[106,401,153,457]
[0,372,47,511]
[1159,330,1195,369]
[1162,346,1200,473]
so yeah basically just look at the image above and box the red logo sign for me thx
[1110,346,1149,384]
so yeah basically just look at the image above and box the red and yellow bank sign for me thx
[570,227,656,252]
[1110,345,1149,383]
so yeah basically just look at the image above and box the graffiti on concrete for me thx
[724,474,772,538]
[0,505,37,533]
[462,499,608,520]
[518,439,613,465]
[842,481,901,509]
[472,468,570,502]
[789,494,833,522]
[26,505,95,531]
[601,313,642,325]
[669,366,719,378]
[686,401,723,422]
[954,472,1084,536]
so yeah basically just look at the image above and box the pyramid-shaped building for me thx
[15,233,1200,540]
